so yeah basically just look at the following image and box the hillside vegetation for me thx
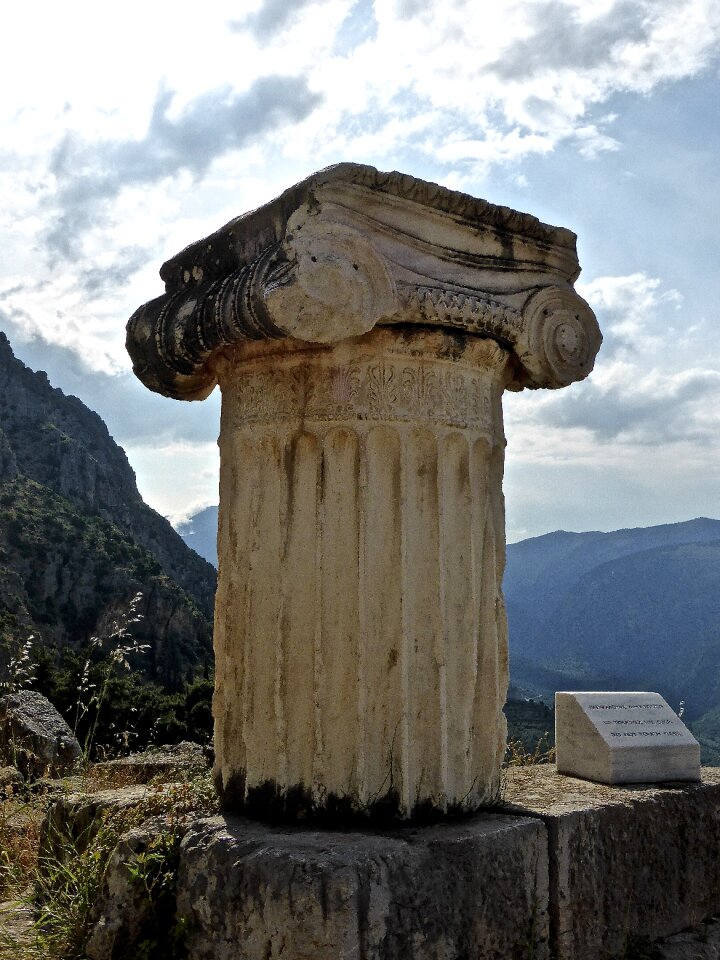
[0,331,217,751]
[504,520,720,758]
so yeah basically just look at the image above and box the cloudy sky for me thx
[2,0,719,542]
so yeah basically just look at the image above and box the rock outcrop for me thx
[93,741,209,785]
[0,427,18,481]
[84,814,177,960]
[0,689,81,776]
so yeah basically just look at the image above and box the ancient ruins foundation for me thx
[127,163,601,820]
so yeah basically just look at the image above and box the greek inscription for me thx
[589,704,663,710]
[609,731,684,738]
[602,719,674,726]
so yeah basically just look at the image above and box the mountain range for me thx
[178,503,720,734]
[505,519,720,722]
[0,331,216,689]
[176,506,218,569]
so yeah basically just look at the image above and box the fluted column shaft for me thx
[125,163,602,822]
[212,328,513,820]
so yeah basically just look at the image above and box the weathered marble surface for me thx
[127,163,601,400]
[212,328,511,818]
[126,163,601,820]
[36,768,720,959]
[555,691,701,784]
[503,765,720,960]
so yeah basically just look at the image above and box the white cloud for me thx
[437,129,555,165]
[505,272,720,463]
[3,0,718,374]
[0,279,130,376]
[294,0,720,169]
[2,0,720,526]
[573,123,621,157]
[126,441,220,522]
[46,77,322,263]
[504,272,720,540]
[577,273,683,346]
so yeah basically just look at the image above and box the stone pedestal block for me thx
[175,813,549,960]
[39,769,720,958]
[503,765,720,960]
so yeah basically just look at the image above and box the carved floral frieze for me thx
[222,350,504,434]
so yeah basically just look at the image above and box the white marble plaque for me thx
[555,692,701,785]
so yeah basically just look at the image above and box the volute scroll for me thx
[511,285,602,391]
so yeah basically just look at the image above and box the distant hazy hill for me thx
[505,519,720,721]
[176,506,218,568]
[0,331,216,688]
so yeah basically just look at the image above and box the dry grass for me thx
[0,792,44,900]
[504,733,556,767]
[0,790,45,960]
[80,762,150,793]
[0,768,218,960]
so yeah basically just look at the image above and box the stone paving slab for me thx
[0,898,35,956]
[502,765,720,960]
[656,916,720,960]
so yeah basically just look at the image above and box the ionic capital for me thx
[126,163,601,398]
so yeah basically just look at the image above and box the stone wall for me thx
[54,765,720,959]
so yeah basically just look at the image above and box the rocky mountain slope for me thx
[0,331,216,689]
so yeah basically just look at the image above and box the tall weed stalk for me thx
[1,635,37,694]
[73,592,148,765]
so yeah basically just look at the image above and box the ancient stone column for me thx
[127,163,601,821]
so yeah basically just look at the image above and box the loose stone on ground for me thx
[0,898,35,954]
[0,690,81,777]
